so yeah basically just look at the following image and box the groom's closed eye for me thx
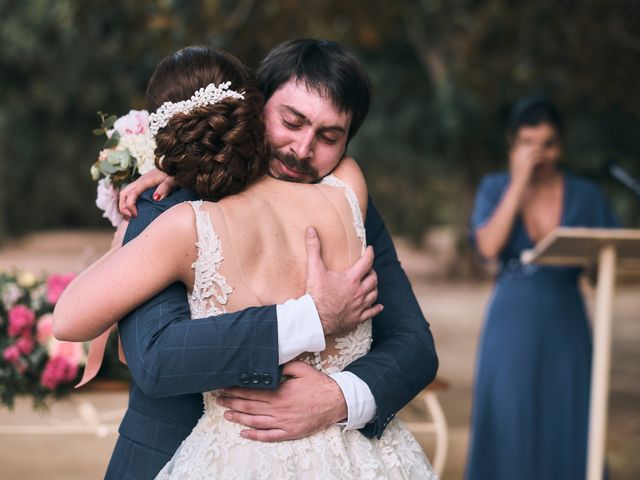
[283,119,302,130]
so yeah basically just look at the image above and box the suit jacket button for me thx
[240,373,250,385]
[251,372,261,384]
[262,374,273,385]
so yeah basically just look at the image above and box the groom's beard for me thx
[269,150,320,184]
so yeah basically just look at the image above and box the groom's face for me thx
[264,79,352,183]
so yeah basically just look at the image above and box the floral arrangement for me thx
[0,270,85,409]
[91,110,157,227]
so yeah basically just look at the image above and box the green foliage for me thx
[1,0,638,246]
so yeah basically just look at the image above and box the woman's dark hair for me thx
[146,46,268,201]
[507,94,564,139]
[256,39,372,142]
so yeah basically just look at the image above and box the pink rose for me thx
[40,356,79,390]
[46,273,76,304]
[8,304,36,336]
[36,314,54,344]
[113,110,149,136]
[3,344,21,363]
[16,334,35,355]
[48,338,84,367]
[96,179,123,227]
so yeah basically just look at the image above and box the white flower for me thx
[2,282,23,310]
[30,283,47,311]
[118,133,157,175]
[96,179,123,227]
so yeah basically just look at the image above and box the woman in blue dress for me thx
[465,95,618,480]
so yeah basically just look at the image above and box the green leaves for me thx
[106,149,130,168]
[93,112,119,140]
[102,130,120,149]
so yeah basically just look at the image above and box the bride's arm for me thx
[53,204,196,341]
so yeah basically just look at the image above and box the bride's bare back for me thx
[186,158,367,362]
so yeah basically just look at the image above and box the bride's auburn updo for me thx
[145,46,268,201]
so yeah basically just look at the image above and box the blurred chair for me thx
[405,377,449,477]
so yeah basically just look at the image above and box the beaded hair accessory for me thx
[148,81,245,137]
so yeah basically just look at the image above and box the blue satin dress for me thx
[465,172,618,480]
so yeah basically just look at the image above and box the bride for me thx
[54,46,435,479]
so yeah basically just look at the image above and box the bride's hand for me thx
[118,168,177,218]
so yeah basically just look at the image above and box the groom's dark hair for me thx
[256,39,372,142]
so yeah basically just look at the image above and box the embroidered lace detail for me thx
[315,174,372,373]
[156,196,436,479]
[320,174,366,253]
[187,201,233,318]
[157,406,437,479]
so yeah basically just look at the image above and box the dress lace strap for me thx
[188,201,233,318]
[320,175,366,253]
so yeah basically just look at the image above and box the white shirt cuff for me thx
[329,371,377,430]
[276,294,326,365]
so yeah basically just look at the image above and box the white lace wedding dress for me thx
[156,176,437,479]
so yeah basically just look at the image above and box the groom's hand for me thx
[217,361,347,442]
[305,227,382,336]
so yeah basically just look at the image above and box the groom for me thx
[108,39,438,478]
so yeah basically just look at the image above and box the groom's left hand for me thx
[217,361,347,442]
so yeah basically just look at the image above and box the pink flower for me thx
[8,305,36,336]
[36,314,54,344]
[46,273,76,304]
[3,345,21,363]
[48,338,84,367]
[16,334,35,355]
[40,356,79,390]
[96,179,124,227]
[113,110,149,136]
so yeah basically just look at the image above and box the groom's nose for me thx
[291,130,315,160]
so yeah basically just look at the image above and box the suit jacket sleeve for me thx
[118,188,281,398]
[344,198,439,439]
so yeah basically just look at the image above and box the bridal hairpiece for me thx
[148,81,245,137]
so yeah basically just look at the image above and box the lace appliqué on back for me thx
[320,174,366,253]
[296,175,372,373]
[187,201,232,318]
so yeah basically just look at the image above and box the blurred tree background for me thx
[1,0,639,273]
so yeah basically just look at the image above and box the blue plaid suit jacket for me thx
[105,188,438,479]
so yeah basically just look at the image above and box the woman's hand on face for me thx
[118,168,176,218]
[509,143,541,187]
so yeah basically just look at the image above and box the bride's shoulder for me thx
[330,156,368,215]
[145,201,202,240]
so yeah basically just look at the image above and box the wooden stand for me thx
[521,227,640,480]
